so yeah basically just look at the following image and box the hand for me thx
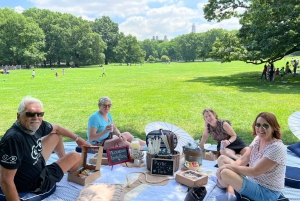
[120,135,127,142]
[77,138,91,147]
[105,124,113,132]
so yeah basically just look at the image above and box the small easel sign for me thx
[151,158,174,176]
[107,145,131,170]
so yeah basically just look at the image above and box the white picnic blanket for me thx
[44,143,300,201]
[44,142,218,201]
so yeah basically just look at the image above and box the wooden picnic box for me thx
[175,170,208,187]
[89,153,108,165]
[68,146,103,186]
[203,150,220,161]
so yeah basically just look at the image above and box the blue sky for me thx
[0,0,241,40]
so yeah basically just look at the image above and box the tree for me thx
[90,16,119,64]
[198,29,225,61]
[0,8,45,66]
[176,33,199,61]
[114,34,145,64]
[140,39,158,60]
[204,0,300,63]
[210,30,247,62]
[161,55,170,62]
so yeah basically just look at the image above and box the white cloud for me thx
[25,0,241,40]
[14,6,24,13]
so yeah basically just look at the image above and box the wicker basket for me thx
[146,151,180,172]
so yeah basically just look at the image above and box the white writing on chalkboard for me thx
[151,158,174,176]
[107,146,131,166]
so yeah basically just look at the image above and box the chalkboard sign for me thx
[107,145,131,166]
[151,158,174,176]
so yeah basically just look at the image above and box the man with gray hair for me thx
[0,96,91,200]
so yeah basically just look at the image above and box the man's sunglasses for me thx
[25,112,45,117]
[255,123,269,130]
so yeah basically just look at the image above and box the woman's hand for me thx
[105,124,113,132]
[119,134,127,142]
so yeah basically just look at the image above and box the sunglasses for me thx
[255,123,269,130]
[102,104,111,108]
[25,112,45,117]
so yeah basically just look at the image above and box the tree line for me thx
[1,0,299,67]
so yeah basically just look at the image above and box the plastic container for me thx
[183,146,204,166]
[130,136,140,157]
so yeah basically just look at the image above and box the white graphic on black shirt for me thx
[31,138,43,165]
[1,154,17,164]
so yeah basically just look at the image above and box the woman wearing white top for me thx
[216,112,286,201]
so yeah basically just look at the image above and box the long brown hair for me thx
[251,112,282,139]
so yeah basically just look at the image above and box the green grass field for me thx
[1,58,300,145]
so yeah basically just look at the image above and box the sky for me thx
[0,0,241,41]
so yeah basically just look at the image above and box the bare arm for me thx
[222,122,237,147]
[0,167,19,201]
[51,124,91,147]
[199,123,210,148]
[88,124,113,141]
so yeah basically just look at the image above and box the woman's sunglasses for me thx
[255,123,269,130]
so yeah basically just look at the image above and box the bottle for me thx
[130,136,140,157]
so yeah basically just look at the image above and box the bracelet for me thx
[228,140,232,144]
[75,135,80,142]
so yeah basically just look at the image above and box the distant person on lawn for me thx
[86,96,146,151]
[0,96,91,200]
[199,108,249,160]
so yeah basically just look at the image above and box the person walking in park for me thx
[0,96,91,200]
[280,67,285,82]
[102,67,106,77]
[31,70,35,79]
[62,69,65,76]
[55,72,58,78]
[260,65,267,81]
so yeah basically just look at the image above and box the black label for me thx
[107,146,131,165]
[151,158,174,176]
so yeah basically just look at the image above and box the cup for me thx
[134,159,142,167]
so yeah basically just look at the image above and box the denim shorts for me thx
[238,176,281,201]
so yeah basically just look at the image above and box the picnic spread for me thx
[39,121,300,201]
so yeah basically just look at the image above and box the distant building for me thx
[150,35,168,41]
[192,23,196,33]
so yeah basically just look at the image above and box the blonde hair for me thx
[202,108,218,119]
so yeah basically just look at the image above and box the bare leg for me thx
[220,148,239,160]
[42,133,81,173]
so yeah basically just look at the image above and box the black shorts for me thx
[33,162,64,194]
[217,136,247,154]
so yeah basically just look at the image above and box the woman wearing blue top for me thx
[87,96,146,150]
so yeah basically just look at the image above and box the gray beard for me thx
[14,121,36,136]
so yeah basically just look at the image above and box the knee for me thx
[68,151,81,162]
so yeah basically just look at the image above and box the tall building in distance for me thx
[151,35,168,41]
[192,23,196,33]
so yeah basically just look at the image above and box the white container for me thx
[130,136,140,157]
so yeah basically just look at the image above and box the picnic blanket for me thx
[43,142,300,201]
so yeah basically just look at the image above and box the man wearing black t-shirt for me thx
[0,96,91,200]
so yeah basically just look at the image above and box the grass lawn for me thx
[1,58,299,145]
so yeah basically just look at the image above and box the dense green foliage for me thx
[204,0,300,64]
[1,61,299,145]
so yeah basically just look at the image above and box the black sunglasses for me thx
[255,123,269,130]
[102,104,111,108]
[25,112,45,117]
